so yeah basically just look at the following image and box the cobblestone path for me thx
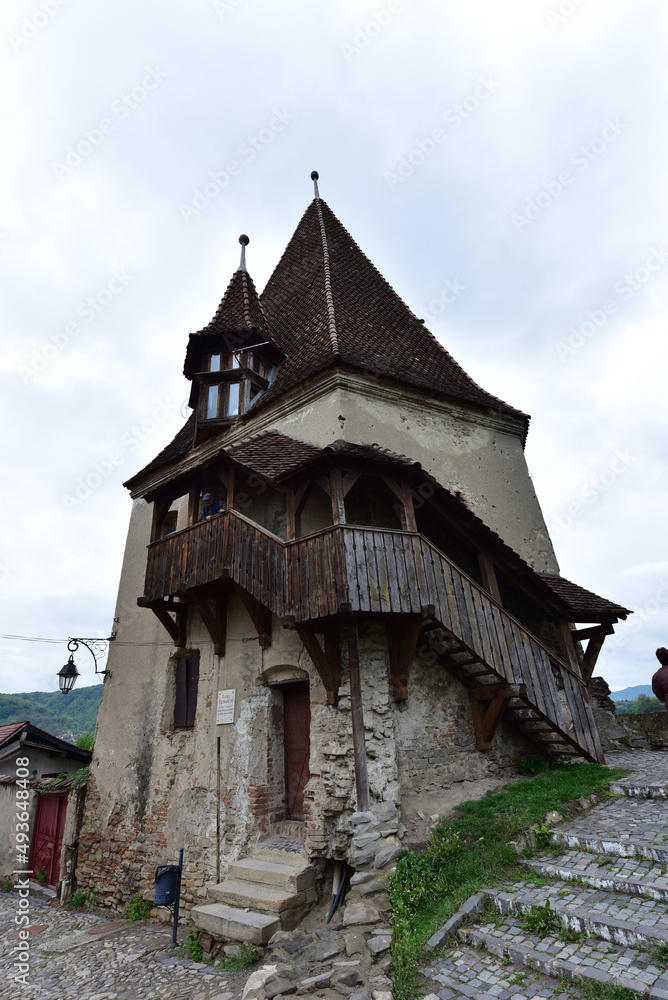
[0,891,249,1000]
[422,751,668,1000]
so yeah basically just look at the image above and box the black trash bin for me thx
[154,865,180,906]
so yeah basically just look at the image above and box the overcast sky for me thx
[1,0,666,696]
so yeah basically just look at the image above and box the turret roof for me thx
[259,198,526,425]
[183,267,277,379]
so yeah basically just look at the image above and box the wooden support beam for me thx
[572,624,616,642]
[237,589,272,647]
[296,626,341,705]
[580,624,615,684]
[385,617,423,702]
[151,496,173,543]
[190,590,228,656]
[467,683,512,750]
[346,619,370,811]
[557,620,583,677]
[138,597,188,647]
[330,468,347,525]
[478,552,502,604]
[382,477,418,532]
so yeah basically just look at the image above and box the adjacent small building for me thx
[77,178,630,941]
[0,721,91,891]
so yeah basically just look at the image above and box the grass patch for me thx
[522,899,559,938]
[216,942,262,970]
[577,980,637,1000]
[123,893,152,921]
[389,761,625,1000]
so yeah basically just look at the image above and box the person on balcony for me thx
[200,493,225,521]
[651,647,668,711]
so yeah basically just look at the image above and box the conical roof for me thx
[260,198,525,424]
[184,267,276,378]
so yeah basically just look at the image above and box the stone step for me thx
[549,794,668,861]
[250,843,306,867]
[190,902,280,945]
[458,919,668,997]
[270,820,305,841]
[610,778,668,799]
[522,852,668,902]
[424,941,626,1000]
[208,876,316,915]
[482,880,668,949]
[228,857,315,892]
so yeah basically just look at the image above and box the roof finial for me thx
[311,170,320,199]
[238,234,250,271]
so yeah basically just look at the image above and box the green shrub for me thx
[123,894,151,921]
[183,929,203,962]
[522,899,559,938]
[2,879,13,893]
[67,890,88,908]
[216,942,262,970]
[76,731,95,750]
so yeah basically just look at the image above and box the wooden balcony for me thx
[143,509,601,761]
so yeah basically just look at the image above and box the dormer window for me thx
[206,382,240,419]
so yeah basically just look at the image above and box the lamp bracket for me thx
[67,638,114,677]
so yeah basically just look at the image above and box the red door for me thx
[29,794,67,886]
[284,683,310,820]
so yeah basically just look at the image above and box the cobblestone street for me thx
[0,892,249,1000]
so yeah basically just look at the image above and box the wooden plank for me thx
[408,533,427,600]
[341,528,362,612]
[383,532,403,613]
[490,604,515,682]
[363,529,380,610]
[373,531,393,614]
[451,570,474,652]
[502,616,538,708]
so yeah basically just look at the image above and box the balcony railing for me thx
[144,509,599,760]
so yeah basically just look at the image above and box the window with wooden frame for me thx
[174,654,200,729]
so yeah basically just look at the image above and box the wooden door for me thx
[283,682,310,820]
[29,794,67,886]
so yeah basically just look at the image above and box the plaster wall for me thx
[0,785,37,882]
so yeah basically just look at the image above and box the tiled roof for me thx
[183,268,277,379]
[226,431,321,481]
[538,574,631,622]
[0,721,26,747]
[260,199,527,424]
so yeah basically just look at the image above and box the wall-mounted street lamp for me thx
[58,638,113,694]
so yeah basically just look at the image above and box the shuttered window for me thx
[174,655,199,728]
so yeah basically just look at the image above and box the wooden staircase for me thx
[420,618,598,761]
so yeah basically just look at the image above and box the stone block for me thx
[349,990,373,1000]
[343,902,381,926]
[374,840,402,870]
[367,936,391,955]
[300,971,333,989]
[338,969,364,987]
[265,978,297,998]
[345,932,367,956]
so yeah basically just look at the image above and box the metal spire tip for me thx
[311,170,320,199]
[238,234,249,271]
